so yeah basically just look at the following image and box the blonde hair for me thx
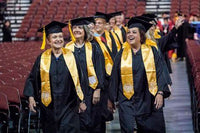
[146,30,157,42]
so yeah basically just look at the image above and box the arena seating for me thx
[186,40,200,132]
[170,0,200,19]
[0,41,42,132]
[15,0,146,39]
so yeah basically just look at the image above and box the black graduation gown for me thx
[72,43,104,132]
[23,53,84,133]
[2,26,12,42]
[157,27,179,74]
[92,39,114,122]
[109,46,170,133]
[102,32,118,57]
[176,21,190,58]
[121,26,127,43]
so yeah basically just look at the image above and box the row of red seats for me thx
[170,0,200,19]
[0,41,42,132]
[186,40,200,132]
[15,0,146,38]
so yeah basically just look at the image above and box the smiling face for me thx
[72,25,85,40]
[47,32,64,49]
[127,27,141,47]
[109,17,116,28]
[95,18,106,34]
[115,14,124,27]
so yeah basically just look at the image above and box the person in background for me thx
[23,21,86,133]
[2,20,12,42]
[94,12,121,57]
[112,11,127,44]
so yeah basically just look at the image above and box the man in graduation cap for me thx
[65,17,105,133]
[109,17,171,133]
[23,21,87,133]
[94,12,121,57]
[109,11,127,44]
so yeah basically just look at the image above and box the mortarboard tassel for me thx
[40,27,46,50]
[68,20,76,42]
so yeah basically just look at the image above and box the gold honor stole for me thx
[154,28,161,39]
[40,48,84,107]
[110,31,121,52]
[113,26,127,45]
[113,26,123,45]
[94,37,113,76]
[145,38,158,50]
[104,30,112,52]
[65,41,98,89]
[121,44,158,99]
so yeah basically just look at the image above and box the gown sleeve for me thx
[92,42,104,90]
[109,49,123,103]
[23,54,41,99]
[152,47,171,98]
[158,27,179,52]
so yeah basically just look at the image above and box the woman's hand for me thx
[93,89,101,104]
[29,96,36,112]
[107,99,115,113]
[79,102,87,113]
[154,92,164,109]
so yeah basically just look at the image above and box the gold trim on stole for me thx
[141,45,158,96]
[94,37,113,76]
[113,26,123,44]
[104,30,112,52]
[120,44,158,99]
[65,41,98,89]
[121,44,134,100]
[62,48,84,100]
[40,49,52,106]
[40,48,84,107]
[110,31,121,52]
[145,38,158,50]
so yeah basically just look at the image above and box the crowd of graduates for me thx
[23,11,194,133]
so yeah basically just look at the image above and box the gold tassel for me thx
[40,27,46,50]
[68,21,76,42]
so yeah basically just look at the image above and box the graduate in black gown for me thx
[142,13,184,74]
[109,17,171,133]
[23,21,87,133]
[65,17,105,133]
[111,11,127,44]
[135,15,185,89]
[94,12,121,57]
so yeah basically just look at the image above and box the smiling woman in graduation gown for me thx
[109,18,171,133]
[65,17,105,133]
[23,21,86,133]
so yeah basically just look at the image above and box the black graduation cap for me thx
[38,21,67,50]
[38,21,67,37]
[127,17,153,32]
[70,16,95,26]
[108,11,123,18]
[141,14,157,24]
[94,12,109,22]
[134,16,155,23]
[142,13,157,19]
